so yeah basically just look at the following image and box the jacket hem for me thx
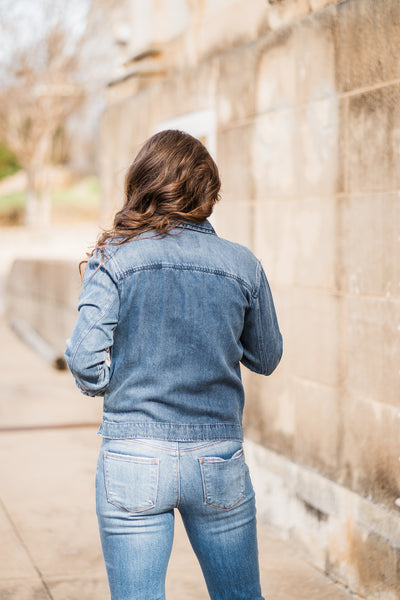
[97,420,243,442]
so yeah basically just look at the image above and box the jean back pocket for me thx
[199,448,245,510]
[104,451,159,513]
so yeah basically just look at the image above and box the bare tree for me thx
[0,2,86,226]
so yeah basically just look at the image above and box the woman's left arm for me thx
[65,253,120,397]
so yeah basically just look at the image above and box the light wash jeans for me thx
[96,438,265,600]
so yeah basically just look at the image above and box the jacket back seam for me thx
[115,263,253,293]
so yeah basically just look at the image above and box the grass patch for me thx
[0,191,26,209]
[0,141,20,179]
[52,176,101,208]
[0,175,101,225]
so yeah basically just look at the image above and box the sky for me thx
[0,0,91,62]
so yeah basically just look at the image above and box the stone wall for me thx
[99,0,400,597]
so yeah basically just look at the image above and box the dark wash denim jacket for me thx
[65,220,282,441]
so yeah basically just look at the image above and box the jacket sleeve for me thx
[240,261,283,375]
[65,252,120,397]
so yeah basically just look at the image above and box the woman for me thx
[65,129,282,600]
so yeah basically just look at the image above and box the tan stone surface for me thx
[252,97,339,199]
[244,365,294,459]
[252,111,296,199]
[345,295,400,408]
[253,195,338,290]
[267,0,310,30]
[291,288,343,387]
[339,393,400,507]
[213,201,255,250]
[217,44,257,126]
[294,98,339,197]
[257,5,336,112]
[256,29,297,115]
[346,85,400,194]
[217,123,254,204]
[196,0,268,62]
[291,196,338,289]
[293,6,337,106]
[339,192,400,298]
[309,0,338,11]
[292,379,341,478]
[336,0,400,93]
[157,60,218,125]
[253,199,294,290]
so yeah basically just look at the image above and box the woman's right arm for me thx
[240,261,283,375]
[65,253,120,397]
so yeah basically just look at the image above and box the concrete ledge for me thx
[244,438,400,600]
[4,259,80,356]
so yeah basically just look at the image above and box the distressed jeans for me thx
[96,438,265,600]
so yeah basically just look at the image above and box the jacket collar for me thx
[175,219,216,235]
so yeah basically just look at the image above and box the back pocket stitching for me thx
[199,451,245,511]
[104,451,159,513]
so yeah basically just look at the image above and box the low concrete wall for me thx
[244,439,400,600]
[4,259,81,356]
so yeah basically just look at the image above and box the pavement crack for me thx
[0,496,55,600]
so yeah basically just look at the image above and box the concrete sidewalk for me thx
[0,319,357,600]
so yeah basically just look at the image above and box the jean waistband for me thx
[101,437,243,453]
[98,420,243,442]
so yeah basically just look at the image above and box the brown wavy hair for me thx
[82,129,221,273]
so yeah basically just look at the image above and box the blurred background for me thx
[0,1,399,599]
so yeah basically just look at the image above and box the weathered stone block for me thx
[243,283,292,452]
[217,124,254,204]
[337,0,400,93]
[267,0,310,30]
[213,201,254,250]
[342,525,400,599]
[309,0,338,11]
[256,6,336,114]
[294,98,339,197]
[252,97,339,199]
[251,111,296,198]
[339,393,400,507]
[293,6,337,106]
[345,296,400,407]
[244,366,295,459]
[293,379,341,479]
[157,61,218,125]
[338,193,400,298]
[253,199,295,288]
[255,28,297,114]
[291,288,342,386]
[217,44,257,126]
[291,196,338,290]
[100,95,155,222]
[197,0,268,61]
[346,85,400,194]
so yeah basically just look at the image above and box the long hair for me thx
[82,129,221,273]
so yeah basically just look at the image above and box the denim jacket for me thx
[65,220,282,441]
